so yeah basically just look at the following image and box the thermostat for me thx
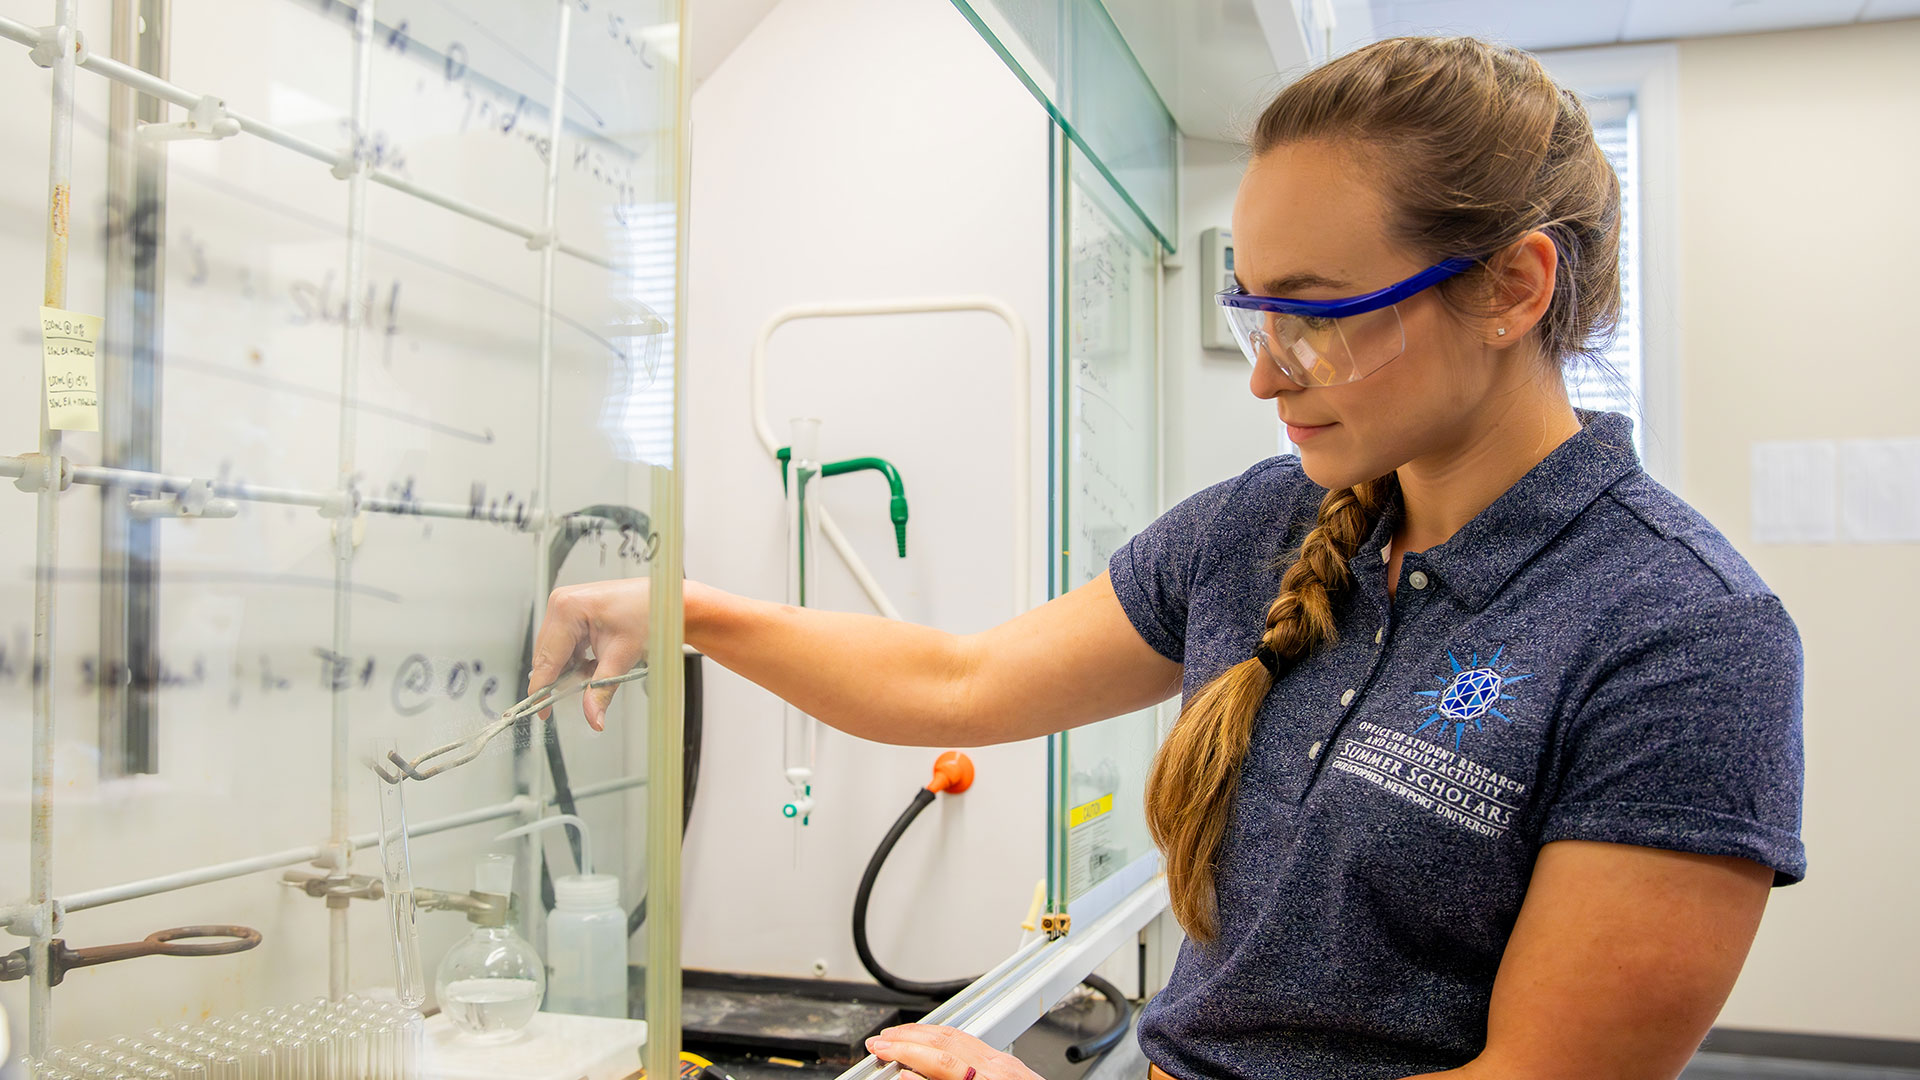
[1201,227,1236,352]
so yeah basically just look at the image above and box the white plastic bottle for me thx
[545,873,627,1017]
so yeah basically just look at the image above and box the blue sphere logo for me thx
[1439,667,1504,721]
[1413,646,1534,750]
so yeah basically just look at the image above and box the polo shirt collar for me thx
[1350,410,1641,612]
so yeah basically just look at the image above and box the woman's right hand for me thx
[529,577,654,731]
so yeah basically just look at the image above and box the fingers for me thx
[528,578,652,731]
[582,633,645,733]
[867,1039,969,1080]
[867,1026,1036,1080]
[530,587,590,697]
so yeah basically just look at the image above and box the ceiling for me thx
[1360,0,1920,52]
[689,0,1920,139]
[687,0,786,88]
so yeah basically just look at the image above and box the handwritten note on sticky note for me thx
[41,305,101,431]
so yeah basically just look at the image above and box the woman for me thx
[531,37,1805,1080]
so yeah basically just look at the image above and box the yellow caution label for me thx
[1067,793,1113,829]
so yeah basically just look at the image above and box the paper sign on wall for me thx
[40,306,101,432]
[1750,440,1836,544]
[1840,439,1920,543]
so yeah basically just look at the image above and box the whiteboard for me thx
[0,0,679,1040]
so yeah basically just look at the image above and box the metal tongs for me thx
[375,661,648,783]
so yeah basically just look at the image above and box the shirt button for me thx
[1340,689,1356,707]
[1308,740,1323,760]
[1408,570,1430,591]
[1374,627,1384,644]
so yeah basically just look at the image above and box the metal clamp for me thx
[415,889,512,928]
[378,663,647,783]
[0,925,259,987]
[281,870,383,910]
[1041,912,1071,940]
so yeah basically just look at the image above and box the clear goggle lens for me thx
[1220,301,1407,387]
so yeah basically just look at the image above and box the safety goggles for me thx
[1217,257,1477,387]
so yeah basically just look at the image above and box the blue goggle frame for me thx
[1217,257,1478,318]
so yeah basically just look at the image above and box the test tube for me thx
[781,418,824,823]
[213,1036,268,1080]
[374,746,427,1009]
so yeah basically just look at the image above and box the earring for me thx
[1495,327,1508,337]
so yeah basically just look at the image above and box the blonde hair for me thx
[1144,36,1622,941]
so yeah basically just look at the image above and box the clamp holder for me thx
[1,900,61,941]
[27,25,83,69]
[129,479,239,519]
[12,452,71,495]
[138,95,240,142]
[281,869,384,910]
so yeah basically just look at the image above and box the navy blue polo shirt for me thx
[1110,412,1805,1080]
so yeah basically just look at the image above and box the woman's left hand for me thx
[866,1025,1045,1080]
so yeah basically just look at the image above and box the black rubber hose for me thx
[624,650,703,937]
[1063,973,1131,1063]
[855,786,1133,1064]
[515,505,702,932]
[853,787,978,1000]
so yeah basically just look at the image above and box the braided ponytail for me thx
[1146,477,1393,940]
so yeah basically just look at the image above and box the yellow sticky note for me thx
[40,306,101,432]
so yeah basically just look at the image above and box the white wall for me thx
[680,0,1054,983]
[1160,135,1279,504]
[1668,18,1920,1042]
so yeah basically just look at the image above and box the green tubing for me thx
[774,450,910,557]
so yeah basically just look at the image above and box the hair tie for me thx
[1253,643,1281,677]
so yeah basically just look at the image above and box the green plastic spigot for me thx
[774,450,910,558]
[888,493,909,558]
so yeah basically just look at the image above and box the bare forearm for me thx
[687,581,985,746]
[683,573,1181,748]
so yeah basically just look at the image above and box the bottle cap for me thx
[553,873,620,911]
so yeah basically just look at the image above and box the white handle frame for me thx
[749,297,1034,620]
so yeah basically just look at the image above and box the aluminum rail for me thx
[833,937,1056,1080]
[0,13,620,274]
[748,298,1035,622]
[832,878,1169,1080]
[26,0,79,1061]
[40,774,648,916]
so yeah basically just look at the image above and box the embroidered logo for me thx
[1412,646,1534,751]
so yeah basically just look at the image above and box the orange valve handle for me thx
[926,751,974,795]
